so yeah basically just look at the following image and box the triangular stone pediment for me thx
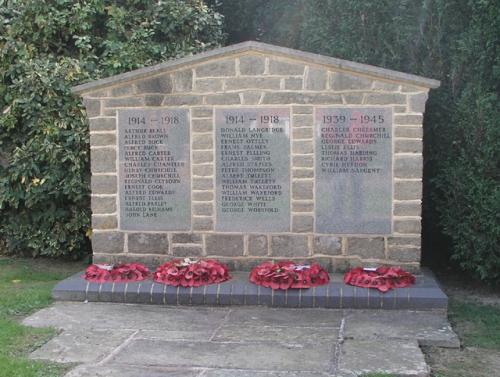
[72,41,439,95]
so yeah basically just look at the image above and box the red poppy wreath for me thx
[153,258,231,287]
[344,266,416,292]
[249,261,330,290]
[84,263,150,283]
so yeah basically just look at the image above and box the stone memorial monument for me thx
[73,41,439,271]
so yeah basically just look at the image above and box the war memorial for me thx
[19,41,471,377]
[45,41,450,310]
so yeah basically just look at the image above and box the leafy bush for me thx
[0,0,224,258]
[428,0,500,282]
[434,90,499,281]
[217,0,500,282]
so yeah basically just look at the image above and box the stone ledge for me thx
[53,269,447,310]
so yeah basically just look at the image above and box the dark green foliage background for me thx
[0,0,224,258]
[1,0,498,282]
[215,0,500,282]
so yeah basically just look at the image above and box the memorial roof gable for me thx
[72,41,440,95]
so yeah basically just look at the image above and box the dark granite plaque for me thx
[118,109,190,231]
[315,107,392,234]
[215,108,290,232]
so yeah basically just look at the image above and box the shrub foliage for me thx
[1,0,498,282]
[0,0,224,258]
[216,0,500,282]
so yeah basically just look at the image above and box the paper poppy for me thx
[83,263,149,283]
[84,264,112,282]
[110,263,150,282]
[249,261,330,290]
[343,266,416,292]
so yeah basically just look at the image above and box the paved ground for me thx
[23,302,459,377]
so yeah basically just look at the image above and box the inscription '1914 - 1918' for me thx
[215,108,291,232]
[118,109,191,231]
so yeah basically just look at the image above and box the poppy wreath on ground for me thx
[249,261,330,290]
[84,263,149,283]
[153,258,231,287]
[343,266,416,292]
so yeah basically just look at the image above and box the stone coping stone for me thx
[53,268,447,310]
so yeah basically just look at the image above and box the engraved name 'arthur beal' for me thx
[118,109,191,231]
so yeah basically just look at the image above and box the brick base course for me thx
[53,269,447,310]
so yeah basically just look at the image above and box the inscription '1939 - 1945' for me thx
[315,107,393,234]
[118,109,191,231]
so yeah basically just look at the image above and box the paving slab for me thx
[30,328,134,363]
[212,324,338,344]
[64,365,201,377]
[343,310,460,348]
[203,370,331,377]
[20,302,460,377]
[110,339,334,372]
[65,366,331,377]
[135,329,214,341]
[23,302,228,331]
[226,307,343,327]
[338,339,429,377]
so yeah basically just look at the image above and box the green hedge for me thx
[2,0,498,282]
[0,0,224,258]
[216,0,500,282]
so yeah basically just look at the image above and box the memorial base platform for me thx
[53,268,448,311]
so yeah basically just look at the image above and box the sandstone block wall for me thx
[81,48,430,272]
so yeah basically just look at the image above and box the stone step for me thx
[25,302,459,377]
[52,268,447,311]
[337,339,430,377]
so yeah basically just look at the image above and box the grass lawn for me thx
[0,257,86,377]
[424,273,500,377]
[0,257,498,377]
[361,288,500,377]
